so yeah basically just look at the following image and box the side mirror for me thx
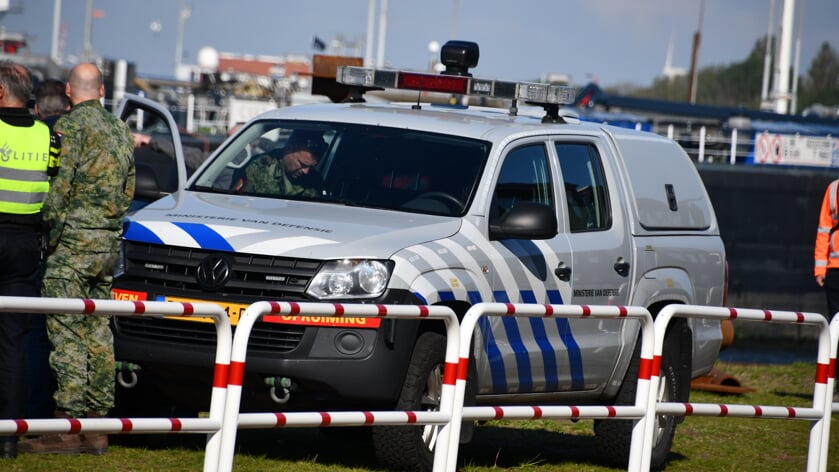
[489,201,558,240]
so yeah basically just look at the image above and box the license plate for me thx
[163,296,248,325]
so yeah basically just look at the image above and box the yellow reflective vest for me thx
[0,119,51,214]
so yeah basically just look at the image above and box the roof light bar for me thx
[337,66,576,106]
[398,72,468,95]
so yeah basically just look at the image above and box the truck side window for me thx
[555,143,610,232]
[491,144,553,223]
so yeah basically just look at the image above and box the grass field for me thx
[5,360,838,471]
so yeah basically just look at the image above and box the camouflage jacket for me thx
[242,153,322,197]
[46,99,135,253]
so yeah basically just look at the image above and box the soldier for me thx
[0,60,56,460]
[232,130,326,196]
[19,63,135,456]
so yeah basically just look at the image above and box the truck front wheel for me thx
[594,323,689,470]
[372,331,445,472]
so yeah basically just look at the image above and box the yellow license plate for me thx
[163,296,248,325]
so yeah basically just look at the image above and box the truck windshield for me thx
[191,120,491,217]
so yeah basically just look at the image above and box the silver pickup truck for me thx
[112,41,726,471]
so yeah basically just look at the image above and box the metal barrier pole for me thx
[446,303,654,472]
[823,315,839,469]
[646,305,829,472]
[216,301,459,472]
[0,296,231,472]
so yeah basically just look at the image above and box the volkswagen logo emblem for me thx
[196,254,231,291]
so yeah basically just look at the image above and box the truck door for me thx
[116,94,187,210]
[479,140,578,395]
[553,140,633,389]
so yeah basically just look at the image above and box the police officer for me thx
[19,63,134,456]
[0,60,56,459]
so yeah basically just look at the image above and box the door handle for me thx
[555,262,571,282]
[614,257,630,277]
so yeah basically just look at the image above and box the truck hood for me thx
[123,192,462,259]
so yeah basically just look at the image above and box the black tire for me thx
[594,321,690,470]
[372,332,446,472]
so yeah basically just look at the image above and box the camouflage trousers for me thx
[43,247,118,418]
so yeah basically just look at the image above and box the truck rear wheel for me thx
[372,331,445,472]
[594,323,688,470]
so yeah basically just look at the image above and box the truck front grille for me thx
[120,241,322,298]
[114,317,305,352]
[113,241,322,352]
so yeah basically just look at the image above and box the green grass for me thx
[7,361,838,471]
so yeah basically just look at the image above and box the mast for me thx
[686,0,705,104]
[773,0,795,114]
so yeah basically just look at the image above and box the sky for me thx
[3,0,838,88]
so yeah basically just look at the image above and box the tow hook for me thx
[115,361,142,388]
[264,377,292,404]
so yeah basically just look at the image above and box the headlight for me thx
[306,259,392,300]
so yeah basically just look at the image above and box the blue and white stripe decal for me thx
[123,221,337,254]
[173,222,234,251]
[522,290,559,392]
[397,220,584,395]
[493,290,533,392]
[547,289,584,390]
[411,286,582,394]
[123,221,163,245]
[124,221,235,250]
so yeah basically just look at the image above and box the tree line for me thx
[609,37,839,117]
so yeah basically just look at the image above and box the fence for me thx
[212,301,839,471]
[212,302,658,472]
[588,118,836,167]
[216,301,461,472]
[445,303,655,472]
[4,297,839,471]
[652,123,837,167]
[209,301,662,472]
[646,305,833,472]
[0,296,232,472]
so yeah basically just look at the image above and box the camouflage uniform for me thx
[242,153,322,197]
[43,99,135,418]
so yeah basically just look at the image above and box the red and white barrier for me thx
[823,314,839,468]
[646,305,831,472]
[216,301,460,472]
[445,303,655,472]
[7,297,837,471]
[0,296,232,472]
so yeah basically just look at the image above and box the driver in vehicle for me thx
[232,130,326,197]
